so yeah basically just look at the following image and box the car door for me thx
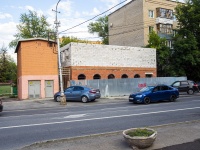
[180,81,189,92]
[71,86,83,101]
[151,86,162,101]
[160,85,171,100]
[64,86,74,100]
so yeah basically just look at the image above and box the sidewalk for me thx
[2,92,200,111]
[19,120,200,150]
[2,96,129,111]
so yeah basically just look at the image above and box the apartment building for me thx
[15,38,59,100]
[108,0,180,48]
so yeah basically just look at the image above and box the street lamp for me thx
[53,0,66,105]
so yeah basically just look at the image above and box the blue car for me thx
[129,84,179,104]
[54,85,101,103]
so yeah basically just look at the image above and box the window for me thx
[93,74,101,79]
[153,86,160,92]
[145,74,152,78]
[73,86,84,91]
[173,82,180,86]
[148,10,154,18]
[161,86,169,91]
[78,74,86,80]
[156,8,173,19]
[134,74,140,78]
[173,30,177,37]
[108,74,115,79]
[173,13,177,21]
[181,81,189,85]
[166,40,172,49]
[65,87,74,92]
[149,26,154,33]
[157,24,173,34]
[48,42,53,47]
[121,74,128,78]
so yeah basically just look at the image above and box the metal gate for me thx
[28,80,41,99]
[45,80,54,98]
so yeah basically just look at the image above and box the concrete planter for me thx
[123,128,157,149]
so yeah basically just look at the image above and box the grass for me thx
[0,85,11,95]
[126,128,154,137]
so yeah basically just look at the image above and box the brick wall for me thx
[70,66,157,80]
[61,43,156,68]
[18,40,58,76]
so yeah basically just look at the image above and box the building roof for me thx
[14,38,56,53]
[108,0,182,17]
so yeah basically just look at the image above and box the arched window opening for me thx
[121,74,128,78]
[93,74,101,79]
[108,74,115,79]
[134,74,140,78]
[78,74,86,80]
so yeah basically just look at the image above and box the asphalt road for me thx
[0,96,200,150]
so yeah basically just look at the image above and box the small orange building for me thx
[15,38,59,100]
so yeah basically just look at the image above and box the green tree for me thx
[60,36,88,47]
[146,31,173,77]
[0,46,17,83]
[88,16,108,45]
[173,0,200,81]
[9,10,53,48]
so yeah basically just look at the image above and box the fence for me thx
[0,84,17,96]
[70,77,187,97]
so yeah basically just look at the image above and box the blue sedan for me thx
[54,85,101,103]
[129,84,179,104]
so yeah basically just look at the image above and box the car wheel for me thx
[56,96,61,102]
[81,96,88,103]
[144,97,150,104]
[187,89,194,95]
[170,95,176,102]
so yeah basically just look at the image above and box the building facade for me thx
[60,42,156,88]
[15,38,59,100]
[108,0,180,47]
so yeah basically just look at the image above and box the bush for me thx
[126,128,154,137]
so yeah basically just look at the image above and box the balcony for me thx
[156,8,174,24]
[157,32,173,39]
[156,18,173,25]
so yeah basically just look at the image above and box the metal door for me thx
[45,80,54,98]
[28,81,41,99]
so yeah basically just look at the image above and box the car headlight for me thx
[136,95,143,98]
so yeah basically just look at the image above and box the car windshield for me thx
[139,86,154,92]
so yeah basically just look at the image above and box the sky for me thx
[0,0,184,62]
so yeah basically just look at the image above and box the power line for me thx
[60,20,156,35]
[62,24,154,41]
[59,0,132,34]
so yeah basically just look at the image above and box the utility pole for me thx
[53,0,66,105]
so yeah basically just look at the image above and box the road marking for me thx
[64,114,87,118]
[2,99,200,118]
[0,106,200,130]
[51,114,87,119]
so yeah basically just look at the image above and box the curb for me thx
[19,120,200,150]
